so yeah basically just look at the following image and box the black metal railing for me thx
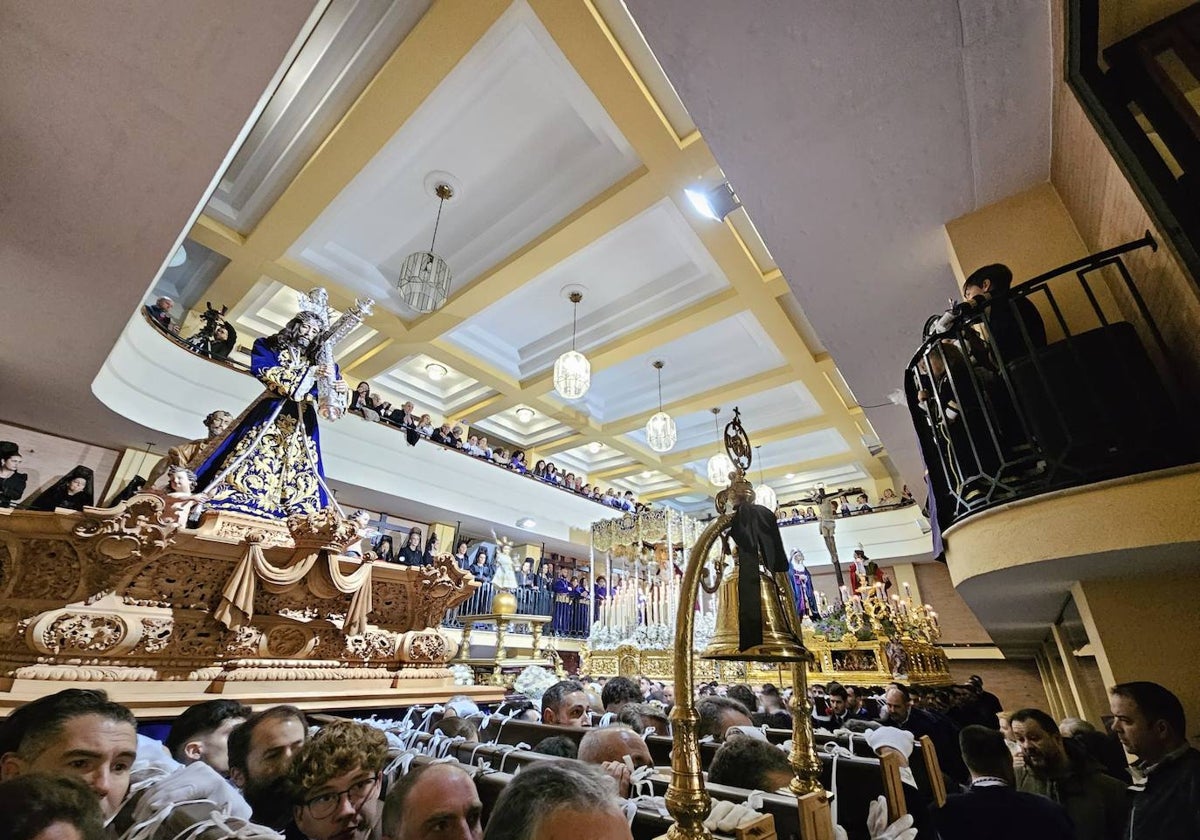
[906,235,1195,530]
[441,580,593,639]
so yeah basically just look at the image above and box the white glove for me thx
[703,799,761,833]
[834,827,849,840]
[866,795,917,840]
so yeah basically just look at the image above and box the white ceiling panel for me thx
[288,0,640,317]
[233,279,381,364]
[445,198,730,378]
[560,311,784,424]
[474,404,573,449]
[554,442,636,477]
[375,353,493,420]
[611,470,682,495]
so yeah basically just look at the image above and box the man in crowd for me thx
[0,774,107,840]
[967,675,1003,730]
[616,703,670,736]
[817,685,850,730]
[726,685,758,717]
[708,736,794,792]
[163,698,250,777]
[932,725,1073,840]
[600,677,643,715]
[1011,707,1129,840]
[483,762,632,840]
[844,685,873,720]
[0,688,138,821]
[228,705,310,829]
[284,719,387,840]
[754,684,792,729]
[578,725,653,798]
[541,680,592,727]
[382,762,482,840]
[883,683,968,782]
[145,296,174,330]
[1109,681,1200,840]
[696,696,754,743]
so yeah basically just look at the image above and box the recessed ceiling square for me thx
[287,0,640,317]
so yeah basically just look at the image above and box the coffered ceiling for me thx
[176,0,895,514]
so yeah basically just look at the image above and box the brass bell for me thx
[702,563,812,663]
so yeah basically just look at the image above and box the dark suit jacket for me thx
[932,784,1074,840]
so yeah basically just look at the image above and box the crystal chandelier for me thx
[393,183,453,313]
[706,407,735,487]
[553,291,590,400]
[645,360,676,453]
[753,445,777,509]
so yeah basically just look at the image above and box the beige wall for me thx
[949,659,1049,713]
[0,421,120,505]
[1073,575,1200,742]
[1052,0,1200,404]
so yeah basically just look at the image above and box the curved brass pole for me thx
[665,512,732,840]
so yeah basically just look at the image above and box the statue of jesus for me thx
[193,310,346,519]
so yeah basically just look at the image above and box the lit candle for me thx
[903,582,912,599]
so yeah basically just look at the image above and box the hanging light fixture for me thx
[553,291,590,400]
[645,360,677,453]
[754,445,777,509]
[706,407,735,487]
[393,183,454,313]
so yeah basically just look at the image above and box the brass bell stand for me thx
[665,409,826,839]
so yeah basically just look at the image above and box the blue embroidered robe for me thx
[194,339,332,519]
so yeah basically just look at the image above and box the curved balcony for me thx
[905,235,1196,531]
[93,312,608,544]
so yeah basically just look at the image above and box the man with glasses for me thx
[284,719,388,840]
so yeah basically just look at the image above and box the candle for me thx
[903,582,912,598]
[839,585,849,602]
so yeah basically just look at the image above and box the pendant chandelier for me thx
[394,183,453,313]
[553,290,590,400]
[645,360,677,453]
[706,407,735,487]
[753,445,777,509]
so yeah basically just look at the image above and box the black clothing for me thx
[975,293,1047,365]
[28,465,94,512]
[893,708,968,783]
[145,303,172,330]
[431,428,453,446]
[373,537,395,563]
[397,544,424,566]
[933,783,1075,840]
[0,471,27,507]
[1128,746,1200,840]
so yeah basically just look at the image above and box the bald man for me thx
[382,762,482,840]
[578,725,653,797]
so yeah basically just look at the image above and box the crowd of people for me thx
[775,486,916,525]
[0,673,1192,840]
[0,441,97,512]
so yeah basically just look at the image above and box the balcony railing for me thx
[442,580,592,639]
[906,235,1196,529]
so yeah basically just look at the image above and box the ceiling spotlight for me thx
[426,362,448,380]
[515,407,536,423]
[641,470,653,479]
[785,473,795,480]
[517,517,536,529]
[685,182,741,221]
[587,441,603,454]
[168,245,188,268]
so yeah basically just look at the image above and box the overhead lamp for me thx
[553,290,590,400]
[753,445,777,509]
[168,245,188,268]
[641,470,653,479]
[785,473,795,480]
[685,181,740,221]
[517,517,536,529]
[587,441,603,454]
[394,182,454,313]
[645,360,677,453]
[425,362,448,381]
[515,407,536,423]
[705,407,735,488]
